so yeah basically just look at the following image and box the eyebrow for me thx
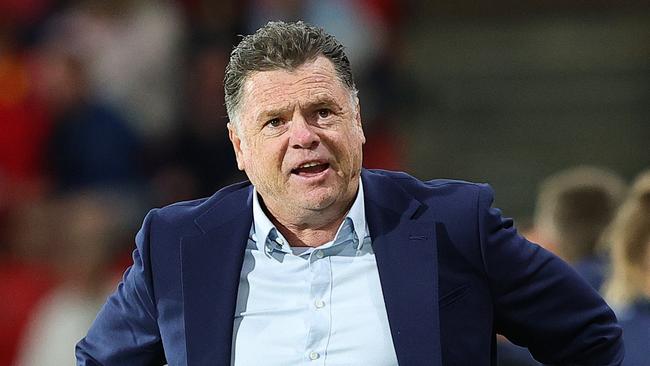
[257,105,294,122]
[255,95,342,122]
[307,95,341,110]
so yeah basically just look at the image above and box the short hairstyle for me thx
[534,166,626,263]
[224,21,357,127]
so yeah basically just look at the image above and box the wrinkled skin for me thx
[228,56,365,244]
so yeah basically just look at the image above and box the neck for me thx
[272,215,347,247]
[261,188,357,248]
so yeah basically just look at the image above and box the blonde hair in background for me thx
[604,170,650,309]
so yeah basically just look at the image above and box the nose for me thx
[289,114,320,150]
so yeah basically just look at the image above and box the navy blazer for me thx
[77,169,624,365]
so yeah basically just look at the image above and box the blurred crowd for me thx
[1,1,406,364]
[497,166,650,366]
[0,1,647,366]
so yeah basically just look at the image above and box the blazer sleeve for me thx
[476,184,624,365]
[76,209,166,366]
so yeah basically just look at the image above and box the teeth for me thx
[298,162,320,169]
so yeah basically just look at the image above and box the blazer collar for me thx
[181,171,441,366]
[181,185,253,365]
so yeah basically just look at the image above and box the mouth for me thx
[291,161,331,177]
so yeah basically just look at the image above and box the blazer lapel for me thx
[179,172,442,365]
[181,187,253,366]
[362,170,442,366]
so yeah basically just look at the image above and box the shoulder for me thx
[362,168,493,207]
[147,180,253,232]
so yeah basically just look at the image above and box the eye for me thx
[317,109,331,118]
[266,118,283,128]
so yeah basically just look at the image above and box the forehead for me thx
[239,57,348,115]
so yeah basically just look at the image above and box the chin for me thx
[298,188,339,211]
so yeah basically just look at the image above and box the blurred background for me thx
[0,0,648,365]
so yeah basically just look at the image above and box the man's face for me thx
[229,56,365,216]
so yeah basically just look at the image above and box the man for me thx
[77,21,624,365]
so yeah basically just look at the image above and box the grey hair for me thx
[224,21,357,130]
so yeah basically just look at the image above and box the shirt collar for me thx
[251,188,280,252]
[346,178,369,247]
[251,178,369,252]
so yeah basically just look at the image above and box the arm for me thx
[76,210,166,366]
[477,184,624,365]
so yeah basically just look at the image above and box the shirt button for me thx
[309,352,320,360]
[315,300,326,309]
[315,251,324,259]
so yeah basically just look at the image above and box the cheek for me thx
[245,141,285,178]
[329,132,363,171]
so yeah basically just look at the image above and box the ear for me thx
[227,122,246,171]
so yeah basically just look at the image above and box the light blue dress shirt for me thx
[231,180,398,365]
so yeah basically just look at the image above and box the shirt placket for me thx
[304,246,333,365]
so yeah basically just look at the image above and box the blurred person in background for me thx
[497,166,627,365]
[0,21,53,208]
[603,170,650,366]
[16,190,126,366]
[532,166,626,290]
[77,21,623,365]
[39,0,185,142]
[0,198,59,365]
[33,41,143,193]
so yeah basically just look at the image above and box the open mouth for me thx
[291,162,330,177]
